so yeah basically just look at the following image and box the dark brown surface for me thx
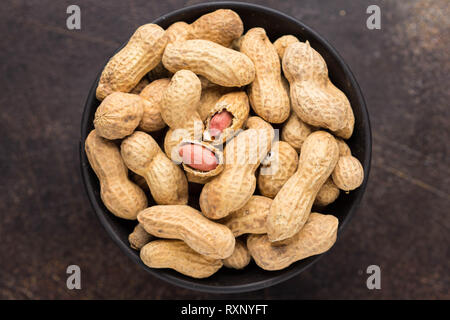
[0,0,448,299]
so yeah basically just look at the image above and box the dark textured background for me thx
[0,0,448,299]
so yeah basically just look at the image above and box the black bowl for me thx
[80,1,371,293]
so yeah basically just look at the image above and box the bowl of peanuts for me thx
[80,1,371,293]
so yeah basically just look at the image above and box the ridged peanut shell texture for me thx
[138,205,235,259]
[94,92,144,140]
[84,130,147,220]
[336,137,351,156]
[331,138,364,191]
[140,240,222,278]
[165,21,193,44]
[197,86,232,121]
[258,141,298,198]
[200,117,274,219]
[161,70,205,161]
[161,70,202,130]
[241,28,290,123]
[203,91,250,144]
[314,178,340,207]
[219,195,272,237]
[162,39,255,87]
[190,9,243,47]
[164,10,243,47]
[267,131,339,241]
[120,131,188,205]
[96,24,167,100]
[281,112,315,152]
[273,35,300,59]
[138,78,170,132]
[332,154,364,191]
[248,213,338,270]
[223,240,251,269]
[283,41,354,135]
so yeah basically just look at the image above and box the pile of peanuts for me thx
[85,9,364,278]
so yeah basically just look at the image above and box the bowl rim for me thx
[79,1,372,294]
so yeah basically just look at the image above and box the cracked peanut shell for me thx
[200,117,274,219]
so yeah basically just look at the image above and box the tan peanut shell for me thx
[332,155,364,191]
[281,112,315,152]
[165,21,193,44]
[178,140,224,184]
[96,24,167,100]
[84,130,147,220]
[164,128,224,183]
[200,117,274,219]
[258,141,298,198]
[222,239,251,269]
[140,240,222,278]
[138,78,170,132]
[331,139,364,191]
[130,77,150,94]
[94,92,144,140]
[336,137,351,156]
[203,91,250,144]
[161,70,204,159]
[160,70,223,180]
[273,35,300,59]
[314,178,340,207]
[161,70,202,130]
[219,195,272,237]
[190,9,243,47]
[266,131,339,241]
[165,10,242,47]
[162,39,255,87]
[197,87,232,121]
[283,41,353,133]
[138,205,235,259]
[333,104,355,139]
[120,131,188,205]
[129,223,152,250]
[248,213,338,270]
[241,28,290,123]
[164,127,196,161]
